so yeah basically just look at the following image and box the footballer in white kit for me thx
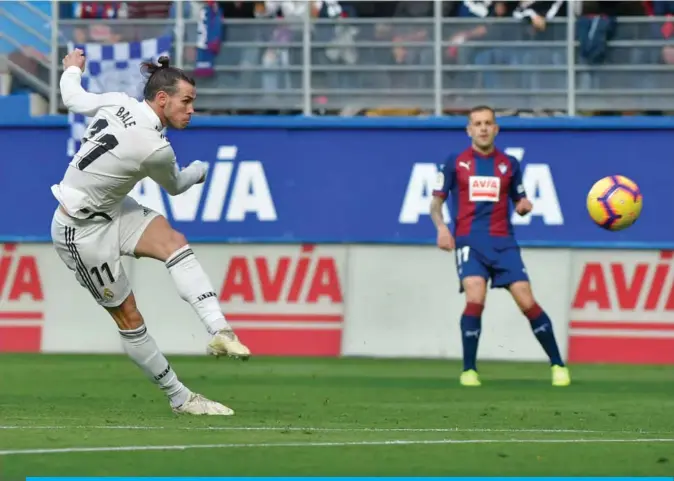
[50,49,250,416]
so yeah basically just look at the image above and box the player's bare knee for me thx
[168,229,188,253]
[509,281,536,312]
[463,278,487,305]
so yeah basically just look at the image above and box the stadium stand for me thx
[1,1,674,117]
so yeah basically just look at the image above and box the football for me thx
[586,175,643,231]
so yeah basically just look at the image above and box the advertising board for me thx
[342,245,571,362]
[27,243,345,357]
[0,117,671,249]
[0,243,45,353]
[568,250,674,364]
[2,117,672,364]
[4,242,569,362]
[132,244,346,357]
[5,240,673,365]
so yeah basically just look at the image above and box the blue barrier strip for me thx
[4,115,674,130]
[0,115,66,127]
[4,236,673,250]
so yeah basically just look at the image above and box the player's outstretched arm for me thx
[60,49,127,116]
[143,145,208,196]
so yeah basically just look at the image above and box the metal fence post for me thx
[433,0,442,116]
[175,0,185,69]
[49,0,59,115]
[302,5,312,116]
[566,3,576,116]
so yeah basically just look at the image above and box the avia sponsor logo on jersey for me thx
[0,244,44,353]
[129,145,277,223]
[568,250,674,365]
[468,176,501,202]
[216,244,345,356]
[398,148,564,225]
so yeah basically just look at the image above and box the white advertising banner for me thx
[14,242,662,364]
[133,244,347,356]
[33,243,347,357]
[568,249,674,364]
[342,246,572,361]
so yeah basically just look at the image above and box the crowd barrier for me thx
[0,116,672,364]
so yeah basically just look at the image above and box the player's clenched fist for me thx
[189,160,208,184]
[63,49,86,72]
[515,198,533,216]
[437,227,455,252]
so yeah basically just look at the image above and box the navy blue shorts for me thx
[454,242,529,293]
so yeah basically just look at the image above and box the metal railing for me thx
[0,1,53,103]
[46,7,674,115]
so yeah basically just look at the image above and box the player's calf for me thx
[111,293,192,409]
[459,277,487,380]
[460,301,483,373]
[105,295,144,330]
[509,281,565,368]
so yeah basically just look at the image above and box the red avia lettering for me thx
[572,251,674,311]
[472,179,498,189]
[0,244,44,302]
[219,245,342,304]
[0,244,44,352]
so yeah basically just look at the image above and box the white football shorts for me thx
[50,195,160,307]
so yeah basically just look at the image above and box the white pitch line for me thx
[1,438,673,456]
[0,425,667,435]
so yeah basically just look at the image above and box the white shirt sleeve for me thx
[60,66,130,117]
[142,144,208,196]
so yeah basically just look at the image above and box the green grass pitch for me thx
[1,354,673,477]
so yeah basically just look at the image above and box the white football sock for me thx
[119,325,191,408]
[165,245,229,335]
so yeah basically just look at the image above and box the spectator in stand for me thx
[463,2,520,90]
[69,1,124,44]
[574,1,643,91]
[386,1,452,89]
[513,0,566,93]
[255,1,350,93]
[254,1,303,92]
[218,2,262,87]
[575,1,620,91]
[339,1,395,18]
[444,1,494,90]
[314,1,358,93]
[124,1,174,40]
[647,0,674,67]
[67,1,177,43]
[73,1,123,18]
[125,1,172,18]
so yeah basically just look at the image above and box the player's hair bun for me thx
[140,56,171,78]
[140,54,195,101]
[157,56,170,69]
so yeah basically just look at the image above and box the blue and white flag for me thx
[66,35,172,156]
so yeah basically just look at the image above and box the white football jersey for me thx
[52,66,206,219]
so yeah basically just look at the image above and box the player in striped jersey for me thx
[431,105,570,387]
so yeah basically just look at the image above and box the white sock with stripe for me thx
[165,245,229,335]
[119,325,191,408]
